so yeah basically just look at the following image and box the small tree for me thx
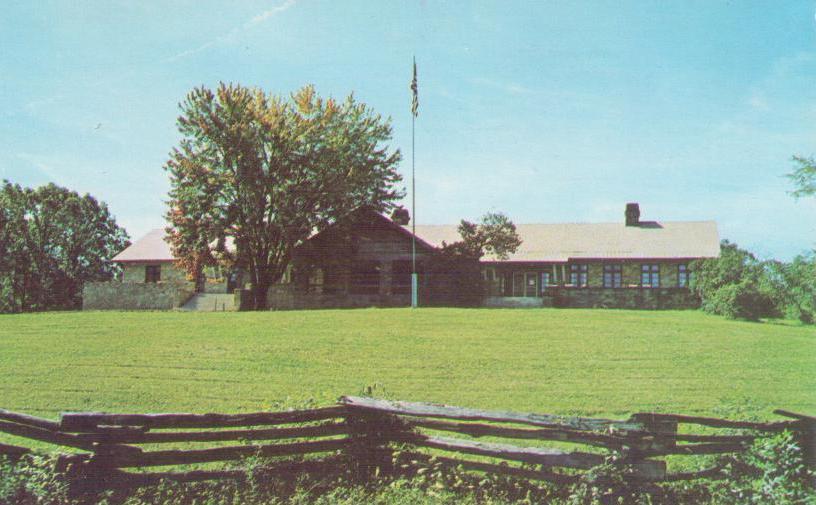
[424,212,521,306]
[450,212,523,260]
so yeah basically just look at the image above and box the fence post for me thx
[798,418,816,473]
[55,453,106,500]
[628,413,678,452]
[344,408,407,482]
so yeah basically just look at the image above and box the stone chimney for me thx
[625,203,640,226]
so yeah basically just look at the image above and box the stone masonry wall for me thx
[550,287,698,310]
[122,262,188,283]
[266,284,410,310]
[83,281,195,310]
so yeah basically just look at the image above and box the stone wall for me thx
[266,284,411,310]
[82,281,195,310]
[549,287,698,310]
[203,279,229,293]
[485,297,554,308]
[122,262,187,283]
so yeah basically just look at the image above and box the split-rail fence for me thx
[0,396,814,495]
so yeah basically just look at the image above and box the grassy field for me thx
[0,308,813,423]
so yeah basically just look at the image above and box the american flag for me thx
[410,58,418,117]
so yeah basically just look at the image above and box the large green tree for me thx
[0,181,129,312]
[165,83,402,308]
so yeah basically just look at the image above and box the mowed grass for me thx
[0,309,813,422]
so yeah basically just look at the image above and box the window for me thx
[350,261,381,295]
[484,268,495,282]
[569,264,588,287]
[145,265,161,283]
[391,260,412,294]
[603,264,622,288]
[540,272,550,294]
[524,272,538,297]
[677,264,689,288]
[512,272,524,296]
[641,264,660,288]
[307,268,324,294]
[502,272,513,296]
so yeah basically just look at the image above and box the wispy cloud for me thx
[248,0,298,26]
[165,0,299,62]
[469,77,534,95]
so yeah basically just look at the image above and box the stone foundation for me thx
[266,284,410,310]
[551,287,698,309]
[82,282,195,310]
[484,289,698,310]
[485,297,553,308]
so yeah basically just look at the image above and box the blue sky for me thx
[1,1,815,260]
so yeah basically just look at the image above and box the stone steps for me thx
[181,293,235,312]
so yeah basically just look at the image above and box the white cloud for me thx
[248,0,298,26]
[165,0,299,62]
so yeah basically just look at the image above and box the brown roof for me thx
[112,228,174,263]
[409,221,720,262]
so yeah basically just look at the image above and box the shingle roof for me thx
[409,221,720,262]
[112,228,174,263]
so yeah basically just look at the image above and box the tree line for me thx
[689,156,816,323]
[690,241,815,323]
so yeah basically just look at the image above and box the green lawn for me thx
[0,309,813,422]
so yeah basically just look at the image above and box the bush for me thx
[0,455,72,505]
[770,253,816,324]
[707,431,816,505]
[691,241,782,321]
[704,280,780,321]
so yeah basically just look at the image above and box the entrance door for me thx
[524,272,538,297]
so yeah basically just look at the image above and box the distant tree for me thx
[444,212,523,260]
[786,155,816,198]
[0,181,129,312]
[767,253,816,324]
[690,241,782,321]
[165,83,402,309]
[424,212,521,306]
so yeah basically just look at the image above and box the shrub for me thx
[691,241,782,321]
[0,455,73,505]
[704,280,780,321]
[706,431,816,505]
[769,253,816,324]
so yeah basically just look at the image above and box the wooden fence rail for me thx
[0,397,813,496]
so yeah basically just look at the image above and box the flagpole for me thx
[410,56,418,309]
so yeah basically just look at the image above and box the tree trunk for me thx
[252,279,270,310]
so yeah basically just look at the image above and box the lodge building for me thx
[82,203,720,311]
